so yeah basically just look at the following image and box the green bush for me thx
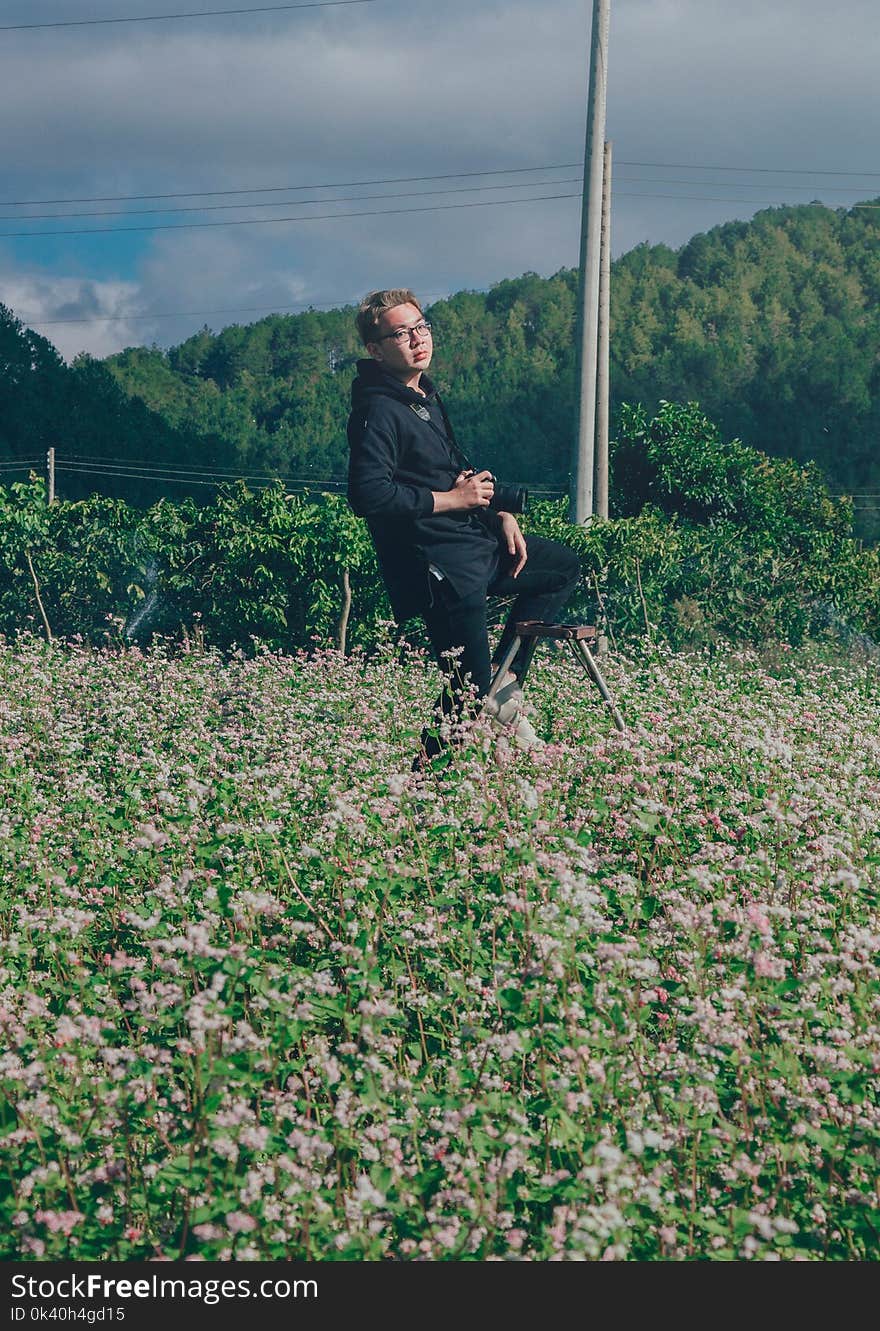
[523,400,880,650]
[2,400,879,656]
[0,479,392,654]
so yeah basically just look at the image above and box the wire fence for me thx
[6,453,880,508]
[2,452,569,501]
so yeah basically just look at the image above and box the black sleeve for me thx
[347,413,434,520]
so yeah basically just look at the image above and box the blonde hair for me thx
[356,288,423,345]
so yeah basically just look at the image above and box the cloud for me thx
[1,268,142,360]
[1,0,878,358]
[0,3,587,180]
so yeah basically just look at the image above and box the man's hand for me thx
[432,469,494,513]
[499,511,527,577]
[454,469,494,508]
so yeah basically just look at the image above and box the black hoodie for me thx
[347,358,506,621]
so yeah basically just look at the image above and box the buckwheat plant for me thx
[1,631,878,1261]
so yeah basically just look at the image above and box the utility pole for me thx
[596,138,612,520]
[570,0,610,525]
[47,447,55,505]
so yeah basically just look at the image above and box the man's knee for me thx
[547,540,581,594]
[560,543,581,583]
[528,533,580,580]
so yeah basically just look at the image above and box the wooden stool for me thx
[486,621,626,733]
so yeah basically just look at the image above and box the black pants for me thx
[417,534,581,759]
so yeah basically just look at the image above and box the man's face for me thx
[367,302,433,384]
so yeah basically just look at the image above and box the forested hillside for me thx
[0,310,239,495]
[612,201,880,511]
[3,198,879,538]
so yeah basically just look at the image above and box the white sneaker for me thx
[483,672,523,726]
[485,684,545,752]
[511,712,545,751]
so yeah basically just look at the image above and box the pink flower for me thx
[35,1210,84,1236]
[753,951,786,979]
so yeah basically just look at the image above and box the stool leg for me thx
[487,635,522,700]
[570,639,626,733]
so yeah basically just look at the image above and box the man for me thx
[346,287,580,766]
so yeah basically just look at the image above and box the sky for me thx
[1,0,878,362]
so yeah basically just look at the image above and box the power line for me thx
[16,447,866,505]
[614,175,878,196]
[16,182,880,328]
[58,455,380,487]
[0,190,582,240]
[614,190,880,208]
[0,1,378,33]
[51,467,269,488]
[49,461,565,498]
[0,177,583,224]
[619,160,880,179]
[59,456,341,481]
[41,455,880,493]
[54,460,346,488]
[0,163,581,209]
[36,452,566,494]
[8,185,879,245]
[9,175,877,227]
[6,160,880,211]
[46,467,369,489]
[80,458,327,476]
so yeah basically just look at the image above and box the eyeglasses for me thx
[375,320,432,344]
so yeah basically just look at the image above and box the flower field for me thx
[1,631,879,1261]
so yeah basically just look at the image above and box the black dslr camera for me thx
[465,469,528,514]
[493,479,528,514]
